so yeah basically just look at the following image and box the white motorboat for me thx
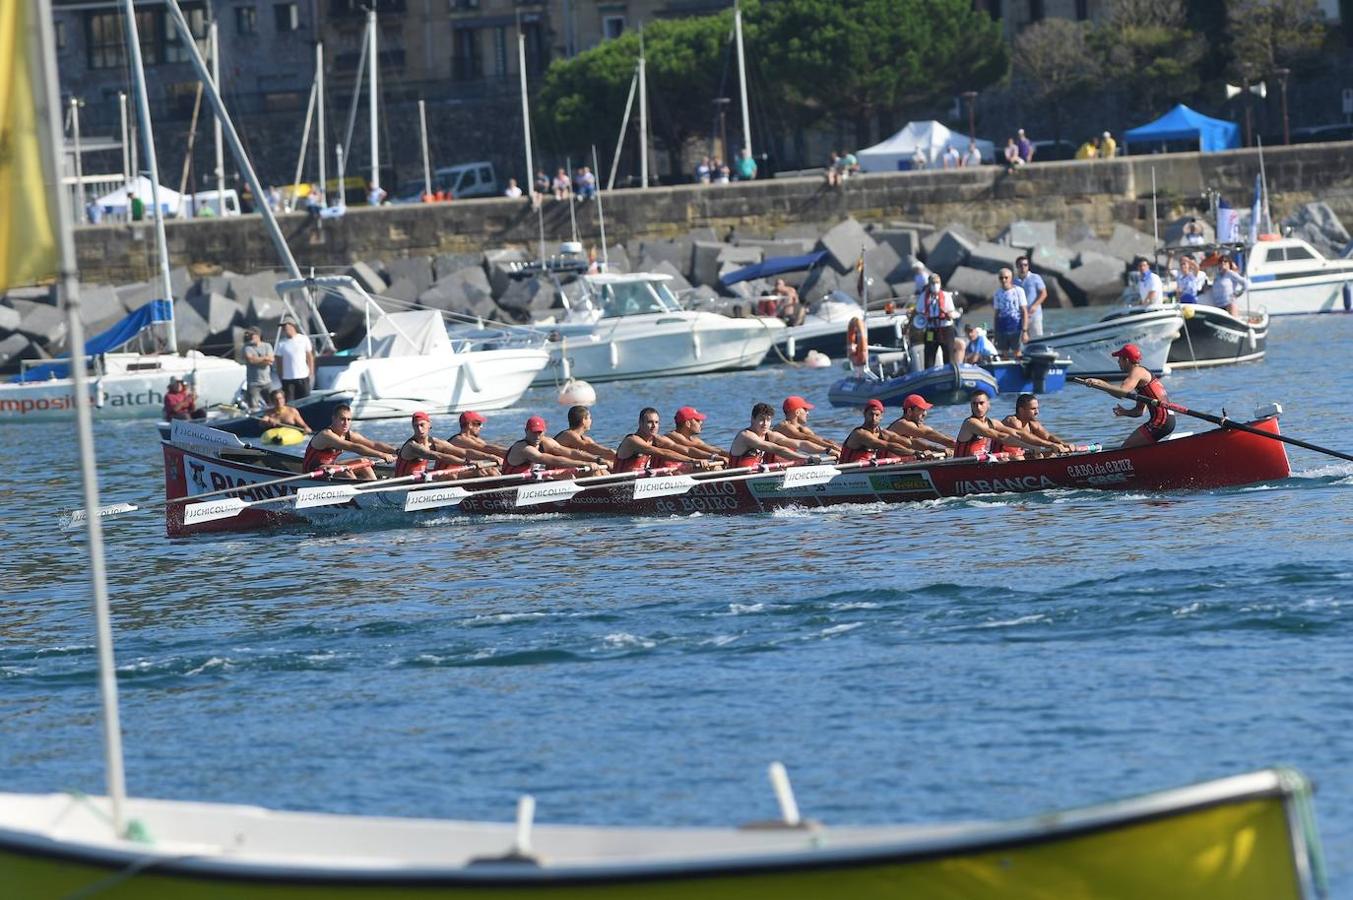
[291,277,549,418]
[1101,302,1268,369]
[531,272,783,386]
[0,300,244,423]
[1239,236,1353,315]
[772,291,908,362]
[1037,305,1183,377]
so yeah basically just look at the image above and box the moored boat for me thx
[1036,305,1182,377]
[828,362,999,408]
[1100,302,1268,369]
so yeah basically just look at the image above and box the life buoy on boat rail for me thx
[846,317,869,368]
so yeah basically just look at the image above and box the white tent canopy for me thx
[92,175,181,216]
[856,121,996,172]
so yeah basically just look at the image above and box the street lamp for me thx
[961,91,978,149]
[1274,67,1291,145]
[713,97,731,163]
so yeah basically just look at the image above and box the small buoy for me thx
[261,426,305,446]
[1180,304,1195,319]
[803,350,832,368]
[557,379,596,406]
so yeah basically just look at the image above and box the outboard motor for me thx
[1022,343,1059,393]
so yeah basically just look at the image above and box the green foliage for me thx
[1225,0,1327,78]
[1090,0,1203,115]
[1013,19,1098,107]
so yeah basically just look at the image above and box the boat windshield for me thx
[598,280,679,317]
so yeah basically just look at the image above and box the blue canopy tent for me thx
[1123,104,1240,153]
[14,299,172,382]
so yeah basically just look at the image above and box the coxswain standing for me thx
[449,410,509,460]
[302,404,396,480]
[1082,343,1175,448]
[395,411,496,478]
[840,399,918,463]
[953,392,1053,458]
[502,416,605,476]
[665,407,731,463]
[728,403,813,468]
[991,394,1076,458]
[774,396,841,457]
[614,408,722,473]
[885,394,955,455]
[553,406,617,464]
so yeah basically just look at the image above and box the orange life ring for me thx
[846,317,869,367]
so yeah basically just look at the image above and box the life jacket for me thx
[955,418,992,458]
[1135,374,1172,429]
[839,428,879,464]
[302,432,342,472]
[613,435,651,473]
[394,438,429,478]
[501,441,535,475]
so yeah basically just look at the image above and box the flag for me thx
[1247,173,1263,244]
[1217,198,1239,244]
[0,0,59,291]
[855,250,866,301]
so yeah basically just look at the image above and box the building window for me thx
[165,6,207,63]
[274,3,299,33]
[492,26,508,77]
[1074,0,1088,18]
[522,20,546,75]
[453,27,480,81]
[602,15,625,40]
[236,6,257,34]
[1028,0,1044,23]
[55,20,66,49]
[86,10,157,69]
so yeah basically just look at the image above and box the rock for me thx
[115,281,158,311]
[716,245,763,271]
[863,242,905,300]
[1075,249,1127,271]
[924,228,977,280]
[647,260,692,293]
[1105,224,1160,263]
[0,304,18,335]
[1063,256,1126,306]
[1283,201,1349,246]
[483,248,529,298]
[734,237,816,257]
[80,284,128,335]
[497,277,555,317]
[225,271,279,303]
[965,241,1023,274]
[603,243,631,273]
[774,223,823,241]
[0,333,32,372]
[997,220,1057,249]
[384,257,435,298]
[871,228,920,261]
[922,222,982,261]
[637,239,693,277]
[315,290,367,347]
[687,226,720,244]
[816,217,876,272]
[800,267,841,303]
[1030,244,1077,280]
[433,252,481,281]
[14,301,67,349]
[690,240,726,287]
[4,285,55,305]
[346,261,389,296]
[419,266,494,316]
[382,277,421,306]
[244,295,286,329]
[682,284,725,312]
[189,272,236,301]
[170,298,211,351]
[945,266,998,306]
[169,265,194,300]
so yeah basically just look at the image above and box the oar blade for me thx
[514,480,584,507]
[404,485,471,512]
[293,484,362,509]
[60,503,140,532]
[632,475,698,499]
[779,465,841,488]
[182,497,249,526]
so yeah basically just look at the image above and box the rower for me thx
[774,396,841,457]
[886,394,954,455]
[953,392,1050,458]
[1081,343,1175,448]
[258,388,311,432]
[449,410,508,460]
[554,406,617,464]
[665,406,731,462]
[301,404,397,480]
[396,411,495,478]
[840,399,917,464]
[614,408,721,473]
[729,403,813,468]
[502,416,603,476]
[992,393,1075,458]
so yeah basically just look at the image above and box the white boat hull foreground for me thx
[1039,306,1182,377]
[0,353,243,423]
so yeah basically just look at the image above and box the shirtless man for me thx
[553,405,617,464]
[772,278,804,326]
[301,404,397,480]
[993,393,1075,458]
[728,403,813,468]
[953,392,1056,458]
[395,411,497,478]
[614,408,721,473]
[886,394,955,455]
[774,396,841,456]
[1082,343,1175,448]
[449,410,508,460]
[665,407,731,462]
[258,389,311,432]
[501,416,604,476]
[839,399,919,464]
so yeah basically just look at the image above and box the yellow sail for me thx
[0,0,59,291]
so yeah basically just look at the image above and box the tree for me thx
[1090,0,1204,117]
[1226,0,1327,79]
[1013,20,1098,144]
[754,0,1009,147]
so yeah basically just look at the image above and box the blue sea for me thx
[3,309,1351,892]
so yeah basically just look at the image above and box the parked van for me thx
[431,162,501,199]
[183,189,240,217]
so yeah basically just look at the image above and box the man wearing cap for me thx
[774,396,841,456]
[1135,258,1164,306]
[274,320,314,401]
[992,393,1076,458]
[886,394,955,455]
[953,392,1051,458]
[554,406,617,464]
[614,408,721,473]
[1082,343,1174,448]
[728,403,814,468]
[258,388,311,432]
[666,406,730,462]
[301,403,397,479]
[839,399,917,464]
[502,416,604,476]
[396,412,495,478]
[449,410,508,461]
[241,327,275,411]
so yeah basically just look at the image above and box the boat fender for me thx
[846,317,869,368]
[557,378,597,406]
[1342,283,1352,313]
[262,426,306,446]
[1180,305,1195,319]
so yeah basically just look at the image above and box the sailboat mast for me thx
[121,0,176,349]
[211,21,225,212]
[316,42,326,203]
[368,7,379,191]
[30,0,128,836]
[518,26,534,192]
[418,99,431,197]
[734,0,751,159]
[638,30,648,189]
[606,65,637,191]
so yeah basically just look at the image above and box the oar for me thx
[626,459,893,499]
[60,460,375,531]
[1071,376,1353,463]
[290,464,502,509]
[405,468,652,512]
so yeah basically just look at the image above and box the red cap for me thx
[459,410,486,427]
[864,399,885,412]
[783,395,815,414]
[674,406,707,425]
[1112,343,1143,362]
[903,394,933,410]
[411,411,431,424]
[525,415,547,433]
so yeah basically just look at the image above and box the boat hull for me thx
[983,358,1070,394]
[0,354,244,423]
[773,309,908,362]
[0,768,1321,898]
[1039,307,1182,377]
[1168,305,1268,368]
[314,347,548,417]
[828,364,999,408]
[1249,270,1353,315]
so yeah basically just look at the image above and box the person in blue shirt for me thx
[991,268,1029,355]
[1012,256,1047,337]
[962,324,999,363]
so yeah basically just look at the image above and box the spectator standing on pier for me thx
[696,156,712,184]
[504,178,523,199]
[963,143,982,167]
[734,147,757,181]
[1016,129,1034,163]
[942,145,960,169]
[1100,131,1117,158]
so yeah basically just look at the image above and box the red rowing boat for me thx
[161,414,1290,536]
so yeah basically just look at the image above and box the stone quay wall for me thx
[75,142,1353,284]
